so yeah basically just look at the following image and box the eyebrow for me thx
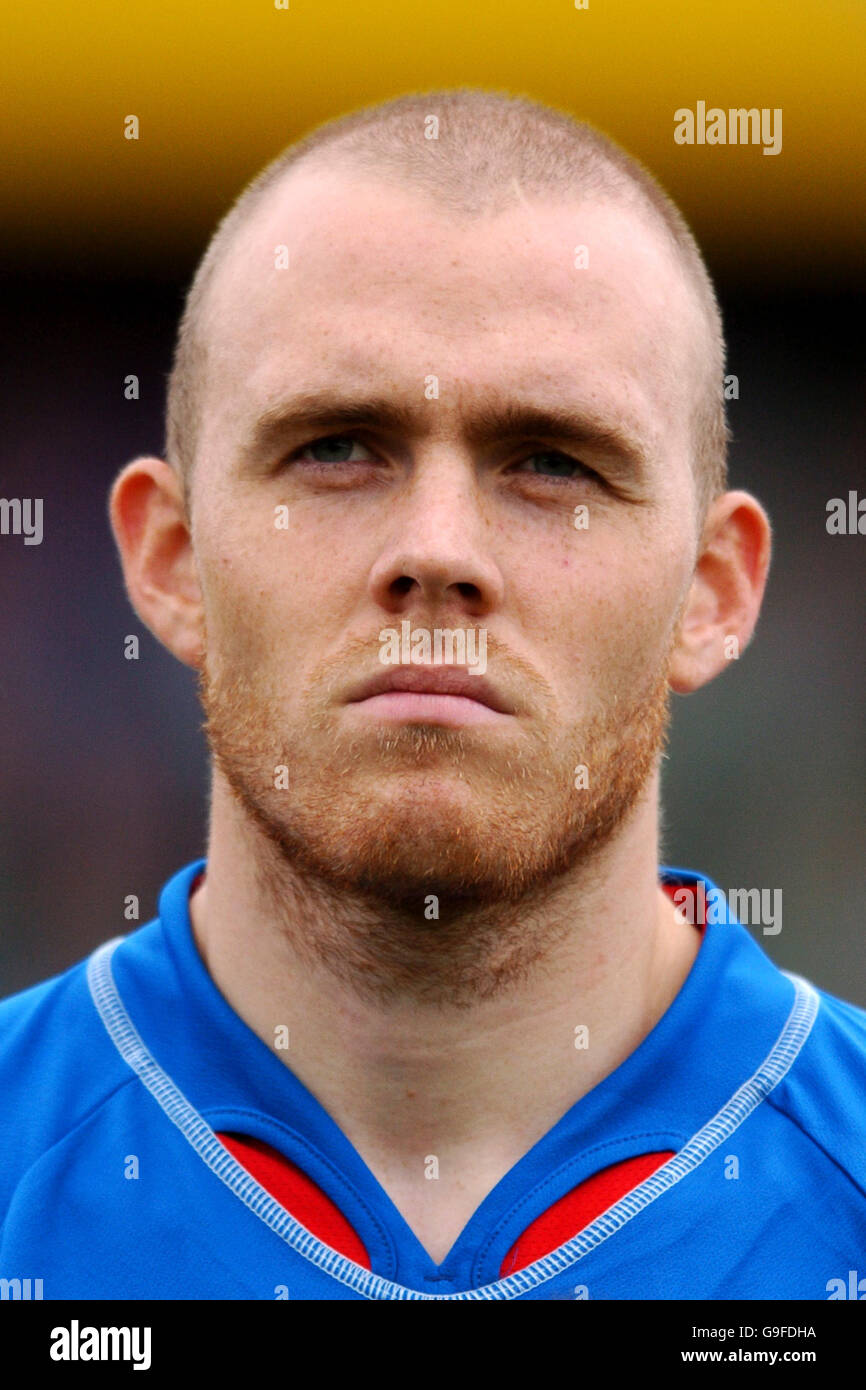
[239,390,653,477]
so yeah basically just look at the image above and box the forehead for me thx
[198,164,705,468]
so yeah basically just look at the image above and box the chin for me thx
[271,789,581,909]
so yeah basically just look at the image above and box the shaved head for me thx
[111,86,772,1018]
[166,86,729,514]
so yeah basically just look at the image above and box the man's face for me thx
[190,166,705,906]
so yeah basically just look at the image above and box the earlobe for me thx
[668,490,772,695]
[109,457,205,670]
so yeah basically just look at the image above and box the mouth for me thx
[345,666,514,727]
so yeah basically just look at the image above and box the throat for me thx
[357,1148,515,1267]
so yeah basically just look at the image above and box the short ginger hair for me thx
[165,86,729,513]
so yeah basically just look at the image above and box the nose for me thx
[366,449,506,619]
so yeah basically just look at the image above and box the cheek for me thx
[195,512,364,673]
[523,526,689,693]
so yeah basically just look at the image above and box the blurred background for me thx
[1,1,863,1001]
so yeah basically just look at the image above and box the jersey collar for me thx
[105,858,802,1293]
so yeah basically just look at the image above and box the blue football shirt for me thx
[1,858,864,1300]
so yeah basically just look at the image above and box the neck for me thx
[189,770,699,1255]
[189,772,697,1173]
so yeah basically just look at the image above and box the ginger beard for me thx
[198,622,675,1001]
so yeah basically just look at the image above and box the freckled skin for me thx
[191,171,703,859]
[110,163,770,1265]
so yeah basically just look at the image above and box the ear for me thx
[668,490,771,694]
[108,457,205,670]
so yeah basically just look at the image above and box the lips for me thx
[347,666,514,715]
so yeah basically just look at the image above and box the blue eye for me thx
[301,435,372,463]
[521,451,591,479]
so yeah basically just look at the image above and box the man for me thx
[1,87,863,1301]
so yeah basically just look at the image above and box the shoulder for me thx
[766,978,866,1199]
[0,943,136,1221]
